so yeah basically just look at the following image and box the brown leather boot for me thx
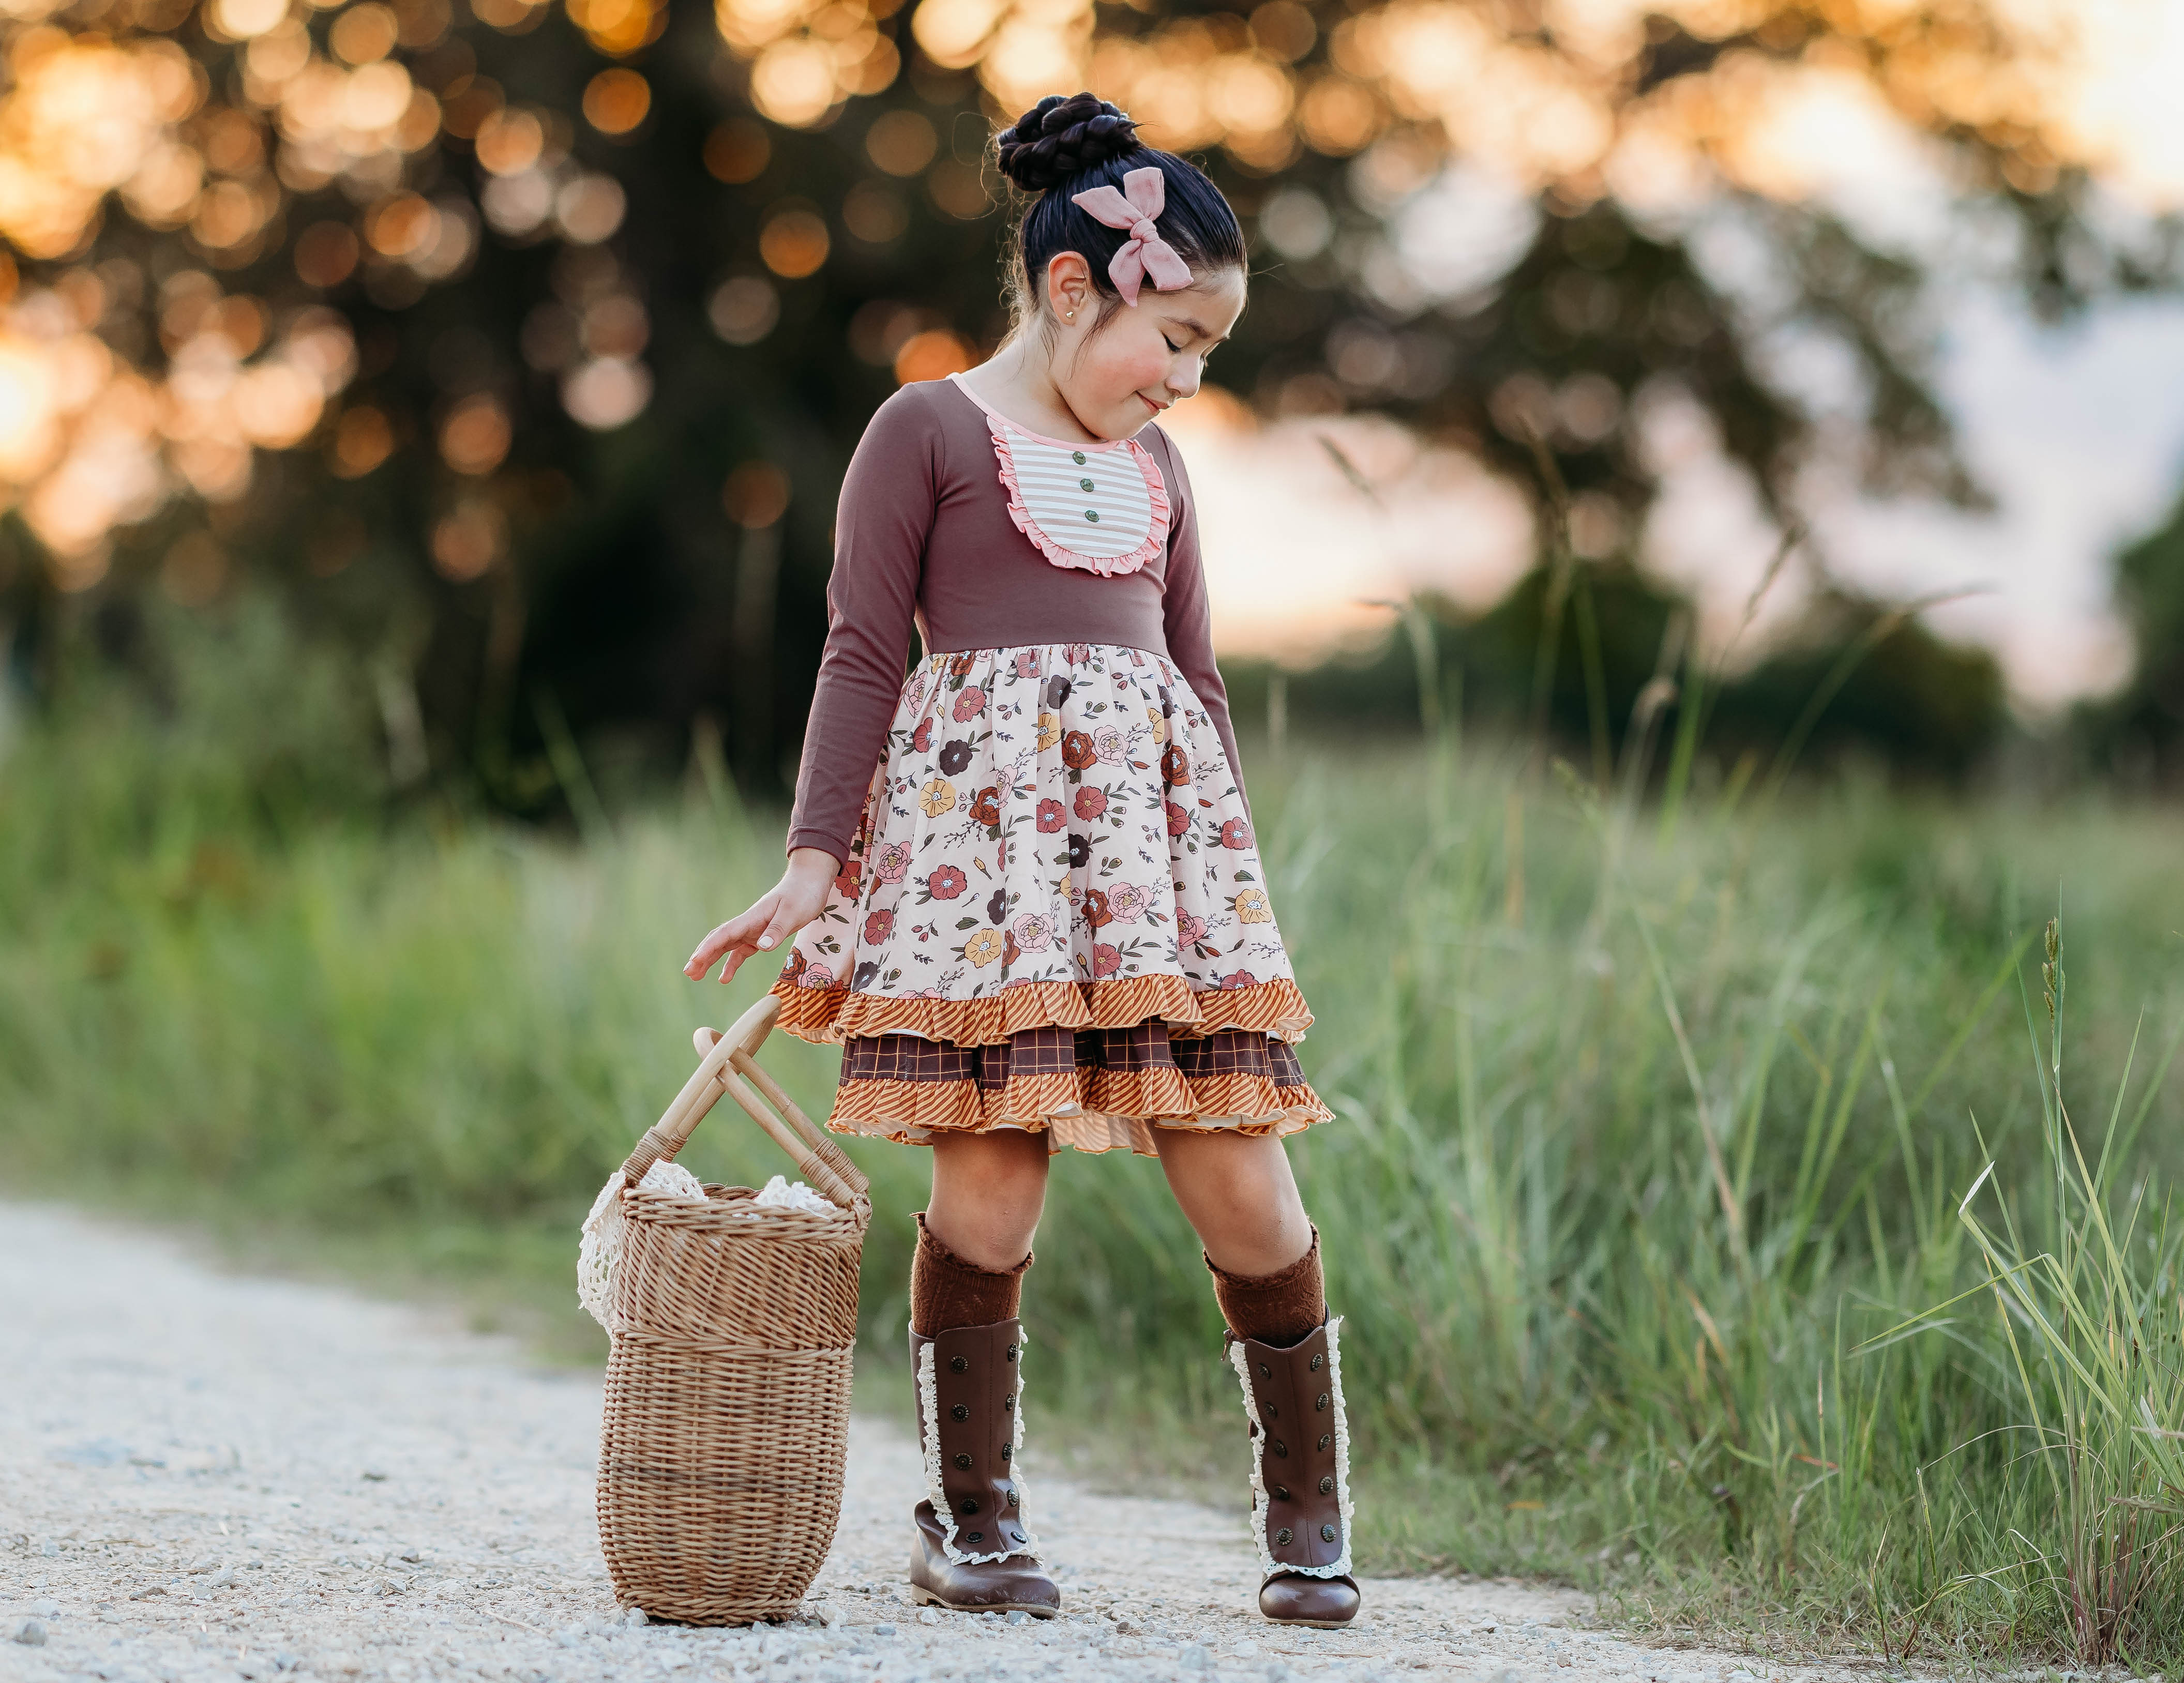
[1227,1315,1361,1627]
[906,1318,1061,1617]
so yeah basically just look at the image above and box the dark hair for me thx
[993,92,1246,326]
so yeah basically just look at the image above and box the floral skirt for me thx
[770,642,1334,1156]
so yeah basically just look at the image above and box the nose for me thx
[1166,358,1202,402]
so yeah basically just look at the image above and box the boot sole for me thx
[909,1586,1061,1619]
[1259,1613,1358,1629]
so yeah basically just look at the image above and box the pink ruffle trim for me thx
[970,408,1172,580]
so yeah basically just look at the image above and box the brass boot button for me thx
[1319,1475,1334,1494]
[950,1355,969,1373]
[1320,1523,1339,1542]
[1271,1484,1290,1502]
[953,1451,973,1469]
[1270,1439,1287,1458]
[1316,1393,1329,1410]
[959,1497,979,1514]
[1309,1353,1323,1371]
[951,1404,969,1420]
[1274,1527,1292,1545]
[1317,1433,1331,1450]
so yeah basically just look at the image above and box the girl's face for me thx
[1041,255,1247,439]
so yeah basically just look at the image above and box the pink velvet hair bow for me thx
[1069,166,1194,306]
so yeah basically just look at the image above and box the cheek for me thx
[1079,326,1170,399]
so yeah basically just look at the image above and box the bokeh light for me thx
[722,460,789,528]
[703,118,770,183]
[716,0,903,127]
[561,355,651,429]
[582,68,650,135]
[554,174,625,243]
[330,405,395,478]
[707,275,779,344]
[864,108,937,176]
[568,0,662,57]
[758,206,830,278]
[439,392,512,474]
[430,495,504,580]
[893,327,972,384]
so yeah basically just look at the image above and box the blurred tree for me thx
[0,0,2155,806]
[1223,563,2005,781]
[1706,586,2006,780]
[2080,490,2184,787]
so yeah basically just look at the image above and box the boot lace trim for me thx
[1227,1314,1355,1582]
[918,1338,1043,1567]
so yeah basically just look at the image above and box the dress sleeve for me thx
[786,388,937,863]
[1152,427,1248,815]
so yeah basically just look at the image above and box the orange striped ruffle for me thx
[824,1069,1334,1159]
[769,973,1314,1048]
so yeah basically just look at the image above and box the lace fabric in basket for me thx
[577,1164,845,1329]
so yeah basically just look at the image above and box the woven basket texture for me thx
[597,1181,867,1624]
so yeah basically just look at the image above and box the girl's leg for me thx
[1156,1125,1358,1628]
[1151,1126,1313,1277]
[907,1126,1061,1616]
[925,1127,1050,1271]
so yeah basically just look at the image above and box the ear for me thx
[1043,250,1096,321]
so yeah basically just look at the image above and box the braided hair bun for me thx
[995,93,1142,192]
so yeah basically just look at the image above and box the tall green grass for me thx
[3,611,2182,1664]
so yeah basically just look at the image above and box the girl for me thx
[684,91,1357,1629]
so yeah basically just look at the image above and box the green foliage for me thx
[2,665,2181,1666]
[1224,567,2009,782]
[2083,488,2184,785]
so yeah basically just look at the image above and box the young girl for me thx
[684,90,1357,1629]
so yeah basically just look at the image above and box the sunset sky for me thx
[1179,0,2184,709]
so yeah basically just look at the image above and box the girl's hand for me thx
[684,847,841,984]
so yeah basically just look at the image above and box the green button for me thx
[1071,450,1086,465]
[1079,477,1095,492]
[1084,510,1099,522]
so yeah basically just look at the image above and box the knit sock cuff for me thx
[1207,1224,1326,1348]
[910,1211,1032,1336]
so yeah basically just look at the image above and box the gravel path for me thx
[3,1199,1889,1683]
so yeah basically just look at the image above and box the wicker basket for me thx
[595,993,872,1625]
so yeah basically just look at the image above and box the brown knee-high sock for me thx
[1207,1225,1327,1347]
[910,1212,1031,1335]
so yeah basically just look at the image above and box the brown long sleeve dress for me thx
[769,371,1332,1156]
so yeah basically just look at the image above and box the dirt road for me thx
[3,1200,1886,1683]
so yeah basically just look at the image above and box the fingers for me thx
[755,902,799,954]
[684,873,824,985]
[684,902,771,979]
[713,903,802,985]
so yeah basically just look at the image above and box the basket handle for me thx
[617,994,871,1215]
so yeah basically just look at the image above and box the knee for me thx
[1208,1147,1305,1228]
[929,1136,1048,1261]
[978,1150,1048,1219]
